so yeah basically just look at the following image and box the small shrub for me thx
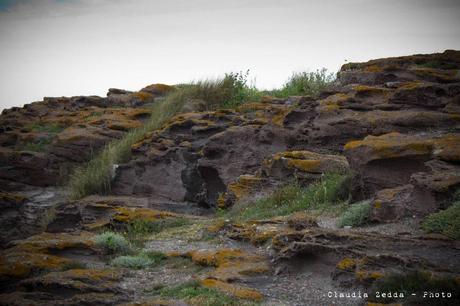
[368,271,459,305]
[421,202,460,239]
[337,200,372,228]
[221,70,262,108]
[111,255,152,269]
[269,68,336,98]
[111,251,165,269]
[94,231,131,255]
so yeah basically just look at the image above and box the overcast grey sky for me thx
[1,0,460,110]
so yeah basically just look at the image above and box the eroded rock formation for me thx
[1,51,459,305]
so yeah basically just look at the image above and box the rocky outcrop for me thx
[339,49,460,85]
[112,105,293,207]
[344,132,460,221]
[1,50,460,305]
[0,85,172,191]
[0,85,172,245]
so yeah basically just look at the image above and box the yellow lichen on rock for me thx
[268,150,349,175]
[336,257,357,270]
[287,159,321,172]
[133,91,154,101]
[186,248,244,267]
[355,270,384,281]
[236,102,270,113]
[271,106,292,127]
[353,85,390,96]
[318,93,351,112]
[344,132,460,163]
[227,175,263,200]
[411,67,460,82]
[113,207,177,223]
[0,192,26,205]
[184,248,269,283]
[0,252,69,279]
[0,232,95,280]
[200,278,263,301]
[141,83,175,95]
[363,64,384,73]
[227,221,289,245]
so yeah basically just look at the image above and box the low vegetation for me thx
[368,271,460,305]
[94,231,131,255]
[268,68,336,98]
[225,172,351,221]
[25,122,64,133]
[125,218,190,246]
[150,280,258,306]
[421,202,460,239]
[111,251,166,269]
[337,200,372,228]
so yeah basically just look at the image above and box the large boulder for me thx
[344,132,460,198]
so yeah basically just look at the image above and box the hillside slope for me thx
[1,50,459,306]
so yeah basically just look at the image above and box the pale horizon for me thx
[1,0,460,110]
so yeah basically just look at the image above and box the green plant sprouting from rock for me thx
[225,172,351,221]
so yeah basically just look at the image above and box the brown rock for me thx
[370,185,416,222]
[344,132,460,198]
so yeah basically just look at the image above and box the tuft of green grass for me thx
[125,218,190,246]
[268,68,335,98]
[111,251,166,269]
[126,218,190,236]
[226,172,351,221]
[94,231,131,255]
[368,271,460,305]
[337,200,372,228]
[150,280,257,306]
[421,202,460,239]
